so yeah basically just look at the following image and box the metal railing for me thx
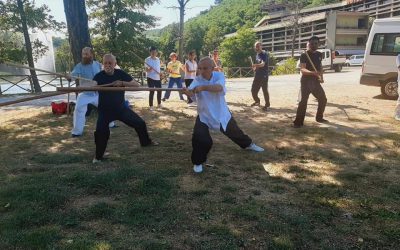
[0,71,145,95]
[224,66,274,78]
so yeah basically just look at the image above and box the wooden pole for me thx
[0,92,65,107]
[57,87,183,92]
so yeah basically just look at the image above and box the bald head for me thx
[254,41,262,53]
[103,54,117,75]
[198,57,214,79]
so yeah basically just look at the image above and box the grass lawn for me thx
[0,101,399,249]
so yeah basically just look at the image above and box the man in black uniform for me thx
[92,54,157,163]
[293,36,328,128]
[251,41,270,111]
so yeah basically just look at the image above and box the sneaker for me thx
[250,102,260,107]
[395,115,400,121]
[316,118,329,123]
[245,143,264,152]
[150,141,159,146]
[149,106,154,111]
[262,106,269,111]
[92,158,101,164]
[71,134,81,138]
[188,102,197,107]
[109,122,118,128]
[162,98,167,102]
[157,103,164,109]
[193,164,203,173]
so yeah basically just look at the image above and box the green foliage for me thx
[0,0,63,64]
[220,28,257,67]
[87,0,158,69]
[0,32,25,63]
[272,57,298,75]
[154,0,264,58]
[54,37,74,73]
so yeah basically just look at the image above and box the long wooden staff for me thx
[57,87,183,92]
[0,91,65,107]
[2,61,98,84]
[304,51,324,83]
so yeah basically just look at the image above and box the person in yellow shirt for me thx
[163,52,185,101]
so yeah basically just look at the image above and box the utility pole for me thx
[168,0,191,60]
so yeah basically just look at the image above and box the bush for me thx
[272,57,298,75]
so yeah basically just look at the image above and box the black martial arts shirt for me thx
[255,50,269,80]
[93,69,133,112]
[300,51,322,82]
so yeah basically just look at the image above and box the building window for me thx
[357,37,365,46]
[358,19,367,29]
[371,33,400,56]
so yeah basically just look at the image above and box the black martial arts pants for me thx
[191,116,252,165]
[251,76,270,107]
[294,78,327,126]
[94,107,152,160]
[185,79,194,103]
[147,78,162,107]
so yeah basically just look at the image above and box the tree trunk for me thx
[17,0,41,93]
[63,0,91,65]
[178,3,185,60]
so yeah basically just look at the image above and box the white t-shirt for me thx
[185,60,197,79]
[145,56,161,81]
[189,72,232,131]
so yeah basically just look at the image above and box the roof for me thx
[253,12,327,32]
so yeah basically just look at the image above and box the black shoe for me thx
[293,123,303,128]
[71,134,81,138]
[162,98,166,102]
[262,106,269,111]
[316,118,329,123]
[250,102,260,107]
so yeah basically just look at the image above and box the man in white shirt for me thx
[182,57,264,173]
[395,53,400,120]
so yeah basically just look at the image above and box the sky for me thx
[35,0,215,30]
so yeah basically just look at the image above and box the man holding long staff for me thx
[293,36,328,128]
[182,57,264,173]
[92,54,158,163]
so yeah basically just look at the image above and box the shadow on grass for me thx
[0,104,399,249]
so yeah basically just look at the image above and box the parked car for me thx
[345,55,364,66]
[360,18,400,99]
[296,49,346,72]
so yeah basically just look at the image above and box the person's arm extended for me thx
[112,79,141,87]
[300,63,320,77]
[194,84,223,93]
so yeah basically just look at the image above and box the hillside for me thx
[151,0,342,56]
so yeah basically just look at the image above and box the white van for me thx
[360,18,400,99]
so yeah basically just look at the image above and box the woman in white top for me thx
[185,50,198,105]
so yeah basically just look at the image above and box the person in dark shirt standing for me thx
[293,36,328,128]
[92,54,157,163]
[251,41,270,111]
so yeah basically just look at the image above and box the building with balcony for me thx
[248,0,400,58]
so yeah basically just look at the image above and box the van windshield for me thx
[371,33,400,56]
